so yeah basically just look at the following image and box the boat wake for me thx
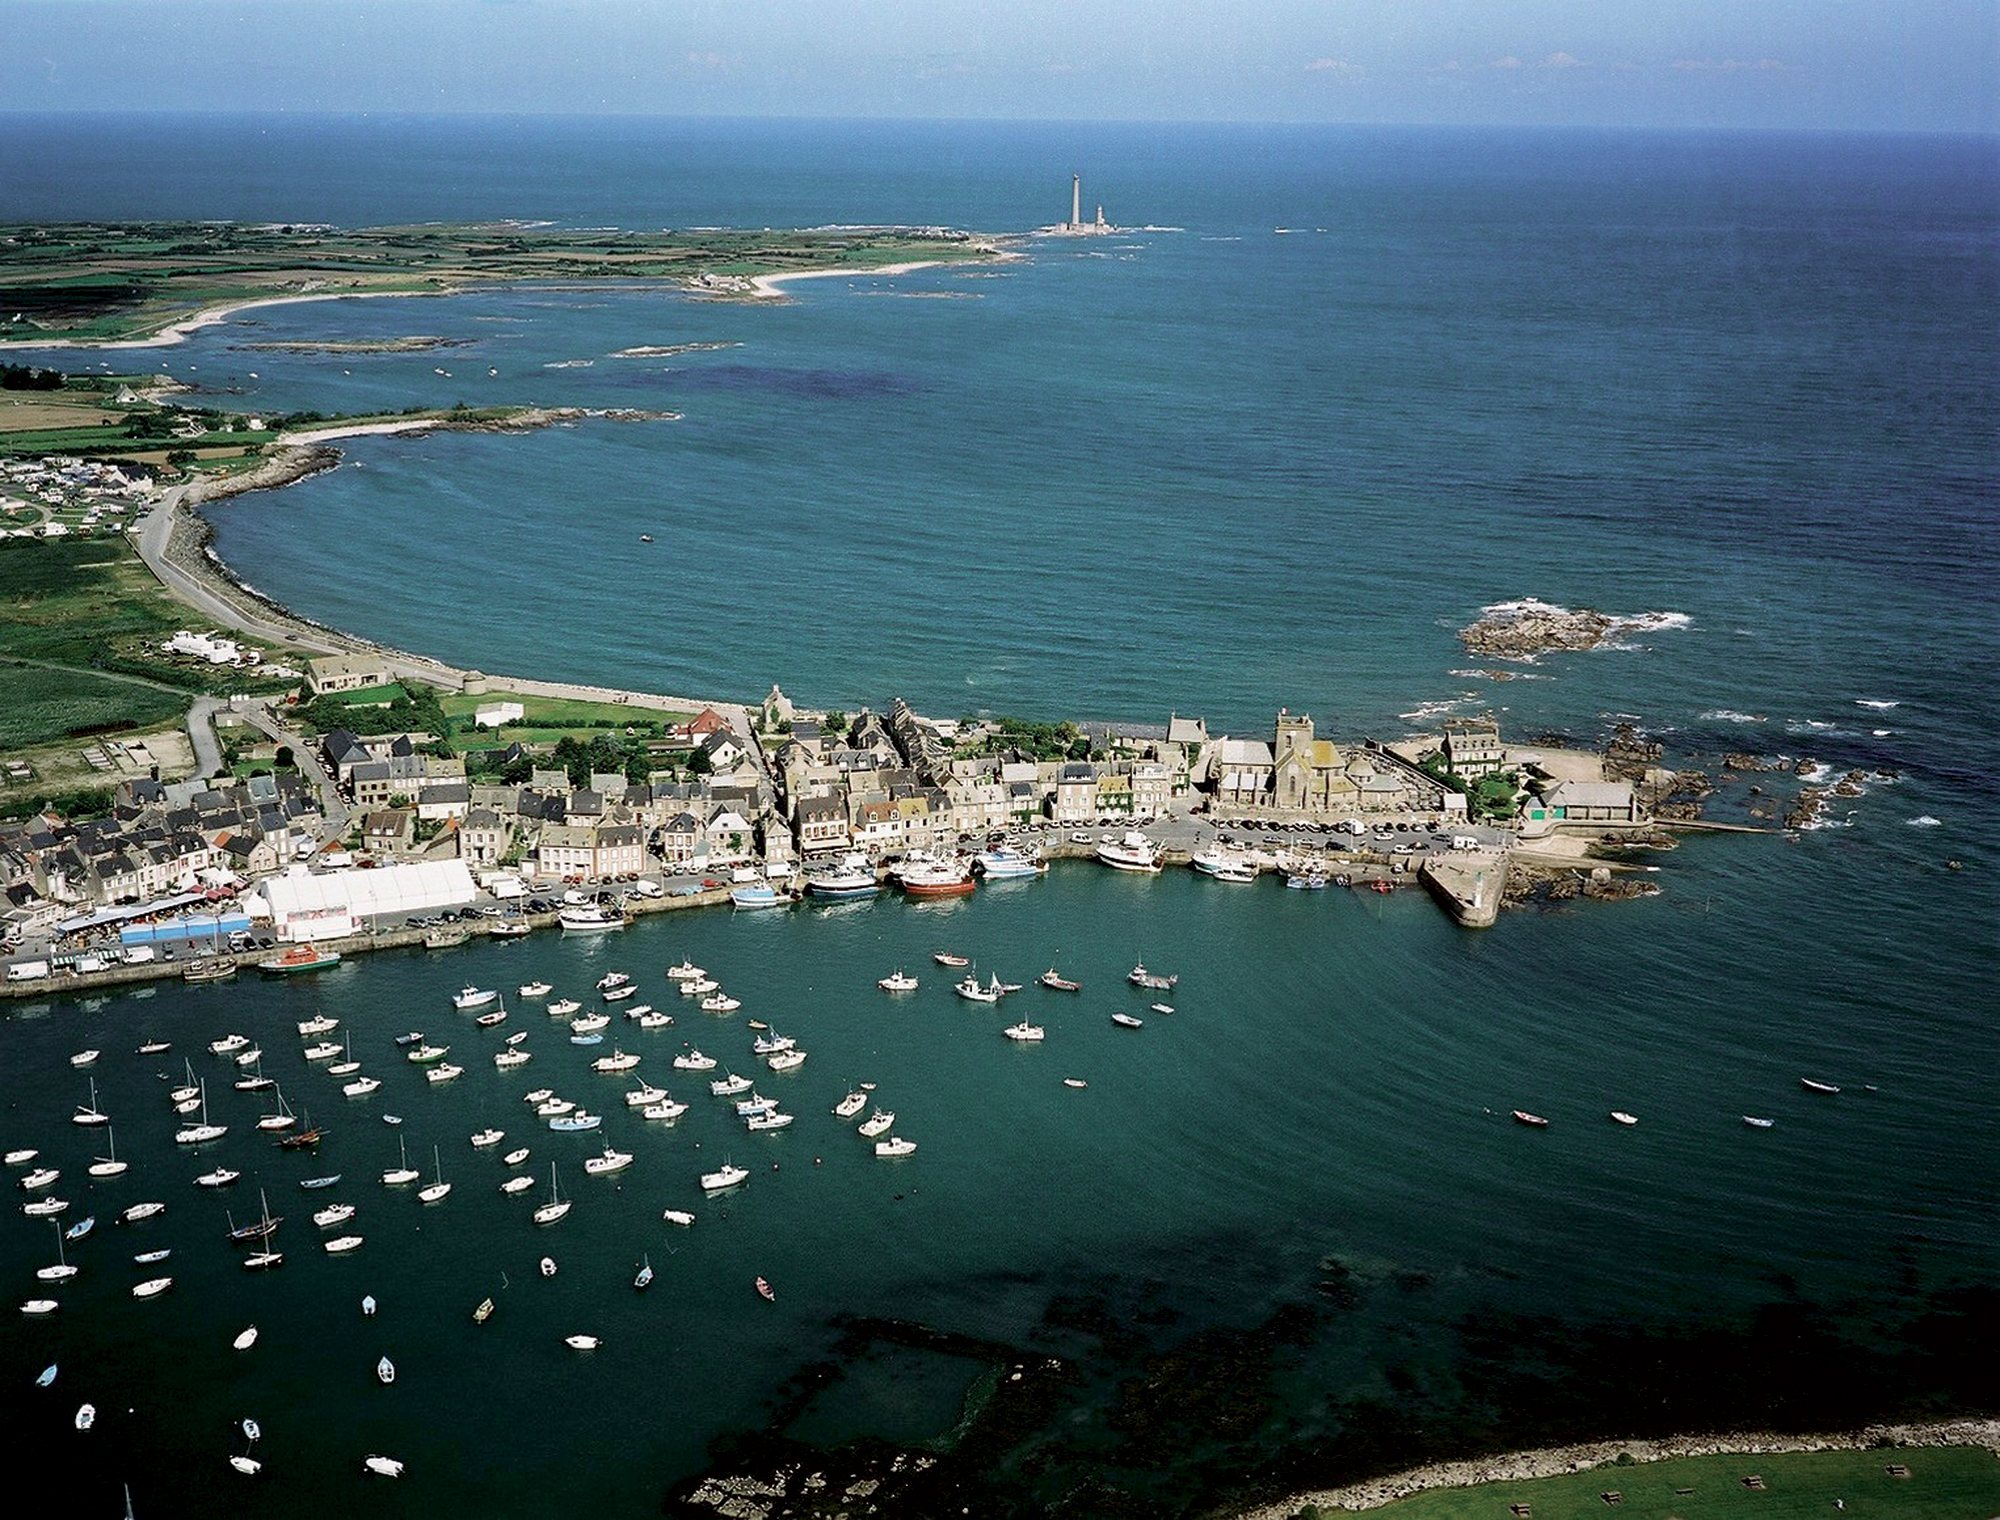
[1700,709,1766,725]
[1855,699,1901,710]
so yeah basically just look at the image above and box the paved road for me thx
[237,701,350,838]
[185,694,224,778]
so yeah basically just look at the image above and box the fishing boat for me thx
[425,1062,466,1085]
[87,1130,128,1179]
[1038,968,1081,991]
[343,1076,382,1097]
[548,1113,602,1133]
[297,1014,339,1038]
[494,1049,532,1069]
[453,985,498,1011]
[672,1049,718,1071]
[470,1127,504,1147]
[932,951,970,967]
[572,1012,611,1034]
[702,1162,749,1193]
[208,1033,250,1055]
[303,1040,340,1061]
[137,1038,172,1055]
[1097,831,1164,873]
[548,998,582,1017]
[857,1110,895,1139]
[569,1034,603,1048]
[418,1146,452,1204]
[258,943,341,976]
[751,1032,796,1055]
[755,1276,775,1302]
[536,1096,575,1116]
[877,969,919,992]
[313,1204,356,1228]
[377,1355,396,1385]
[582,1147,633,1176]
[70,1049,100,1069]
[532,1166,571,1224]
[734,1092,776,1117]
[623,1082,669,1107]
[806,854,879,899]
[426,927,471,950]
[519,981,552,998]
[710,1071,754,1096]
[767,1049,806,1072]
[73,1076,110,1128]
[175,1081,227,1144]
[745,1110,793,1131]
[954,973,1001,1005]
[558,904,624,933]
[899,859,977,897]
[635,1254,655,1288]
[834,1090,868,1119]
[975,845,1047,879]
[195,1168,240,1188]
[1610,1111,1639,1126]
[1110,1012,1144,1029]
[182,959,236,984]
[504,1146,531,1166]
[1511,1111,1551,1128]
[678,978,720,997]
[1800,1078,1842,1094]
[363,1456,405,1478]
[1003,1022,1046,1042]
[122,1200,166,1222]
[730,882,782,909]
[394,1031,425,1047]
[381,1138,420,1187]
[1128,962,1178,990]
[406,1042,449,1064]
[700,993,742,1013]
[324,1235,364,1254]
[488,919,530,938]
[874,1136,918,1158]
[666,960,705,981]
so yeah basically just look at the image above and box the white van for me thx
[121,945,157,965]
[1450,835,1482,851]
[76,954,112,974]
[629,879,664,899]
[5,960,50,982]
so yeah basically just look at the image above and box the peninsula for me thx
[0,220,1001,346]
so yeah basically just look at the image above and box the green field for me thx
[317,681,410,707]
[440,690,691,736]
[1320,1446,2000,1520]
[0,661,186,748]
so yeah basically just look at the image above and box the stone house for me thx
[458,808,515,866]
[536,823,597,878]
[362,809,416,857]
[305,651,393,697]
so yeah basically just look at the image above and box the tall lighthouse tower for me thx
[1071,174,1082,231]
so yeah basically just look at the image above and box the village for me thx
[0,628,1672,988]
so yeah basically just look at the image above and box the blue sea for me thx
[1,116,1996,1516]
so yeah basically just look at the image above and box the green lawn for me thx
[1329,1446,2000,1520]
[440,690,689,733]
[317,681,409,707]
[0,662,186,748]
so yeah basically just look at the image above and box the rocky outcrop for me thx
[1461,604,1616,657]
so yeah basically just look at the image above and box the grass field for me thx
[0,662,186,748]
[440,690,690,733]
[1328,1446,2000,1520]
[317,681,410,707]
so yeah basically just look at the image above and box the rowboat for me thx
[1610,1111,1639,1126]
[754,1276,775,1302]
[1800,1078,1841,1094]
[1511,1111,1550,1128]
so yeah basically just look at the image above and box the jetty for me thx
[1420,852,1506,929]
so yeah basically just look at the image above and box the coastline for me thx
[746,259,955,300]
[0,286,445,352]
[1232,1418,2000,1518]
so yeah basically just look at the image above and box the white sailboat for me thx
[380,1136,420,1186]
[174,1080,227,1144]
[531,1164,571,1225]
[87,1128,128,1178]
[418,1146,452,1204]
[73,1075,110,1128]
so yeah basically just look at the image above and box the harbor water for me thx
[1,117,1995,1513]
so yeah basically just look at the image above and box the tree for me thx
[685,748,713,777]
[274,745,295,769]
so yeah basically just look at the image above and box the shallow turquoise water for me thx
[1,117,1995,1514]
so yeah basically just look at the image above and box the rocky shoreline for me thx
[1460,600,1690,660]
[1234,1418,2000,1518]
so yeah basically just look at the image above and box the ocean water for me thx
[1,116,1997,1515]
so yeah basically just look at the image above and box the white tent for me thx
[253,861,476,942]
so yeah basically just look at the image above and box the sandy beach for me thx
[747,258,963,299]
[0,287,443,352]
[1233,1418,2000,1518]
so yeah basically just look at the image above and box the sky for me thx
[2,0,1993,132]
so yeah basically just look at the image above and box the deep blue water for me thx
[1,116,1996,1515]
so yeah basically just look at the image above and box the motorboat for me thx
[137,1039,172,1054]
[1610,1111,1639,1126]
[1096,831,1164,872]
[363,1456,405,1478]
[425,1063,466,1085]
[678,978,720,997]
[209,1033,250,1055]
[572,1012,611,1034]
[898,859,977,897]
[297,1014,339,1038]
[700,993,742,1013]
[20,1166,60,1190]
[857,1110,895,1139]
[660,1210,694,1228]
[954,974,1001,1005]
[1743,1115,1776,1129]
[709,1072,753,1096]
[1003,1022,1046,1042]
[70,1049,100,1069]
[877,970,919,992]
[22,1301,58,1317]
[343,1076,383,1096]
[1038,968,1081,992]
[234,1326,258,1350]
[591,1050,641,1074]
[1191,847,1257,881]
[122,1201,166,1222]
[505,1030,529,1046]
[932,951,970,967]
[473,1298,493,1323]
[1150,1002,1175,1015]
[473,1010,507,1029]
[394,1032,425,1047]
[570,1033,604,1047]
[22,1196,68,1216]
[1110,1012,1144,1029]
[701,1163,749,1193]
[470,1127,505,1147]
[1062,1078,1088,1089]
[233,1046,265,1068]
[620,1003,655,1021]
[64,1215,94,1241]
[635,1254,657,1288]
[1286,871,1329,890]
[806,854,878,899]
[300,1174,341,1189]
[744,1110,793,1132]
[975,845,1047,879]
[597,971,633,993]
[672,1049,717,1071]
[582,1147,633,1176]
[558,904,625,932]
[548,998,582,1018]
[641,1099,688,1121]
[531,1166,571,1225]
[132,1277,174,1299]
[488,919,530,939]
[133,1248,171,1264]
[834,1090,867,1119]
[519,981,552,998]
[564,1334,600,1351]
[426,927,470,950]
[766,1049,806,1072]
[76,1404,96,1431]
[666,960,706,981]
[602,985,638,1004]
[230,1454,262,1477]
[4,1148,39,1166]
[536,1097,575,1116]
[874,1136,918,1158]
[362,1295,377,1315]
[734,1093,776,1117]
[750,1032,795,1055]
[503,1146,531,1166]
[182,959,235,984]
[755,1276,775,1302]
[494,1049,532,1069]
[324,1235,364,1254]
[1128,962,1178,990]
[313,1204,356,1228]
[524,1088,554,1104]
[1511,1111,1550,1128]
[195,1168,241,1188]
[730,883,783,909]
[405,1043,449,1064]
[500,1175,535,1195]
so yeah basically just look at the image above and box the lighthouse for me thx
[1071,174,1082,230]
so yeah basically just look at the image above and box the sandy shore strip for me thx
[1234,1418,2000,1517]
[744,260,959,300]
[0,288,445,352]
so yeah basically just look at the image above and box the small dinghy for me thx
[364,1455,404,1478]
[1062,1078,1088,1089]
[233,1326,258,1351]
[473,1298,494,1323]
[36,1363,58,1386]
[1743,1115,1775,1129]
[241,1418,261,1442]
[1800,1078,1841,1094]
[361,1294,377,1316]
[376,1355,395,1385]
[75,1403,95,1431]
[229,1455,262,1477]
[564,1333,600,1351]
[755,1276,776,1302]
[1110,1012,1144,1029]
[1610,1111,1639,1126]
[1511,1111,1550,1128]
[634,1255,655,1289]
